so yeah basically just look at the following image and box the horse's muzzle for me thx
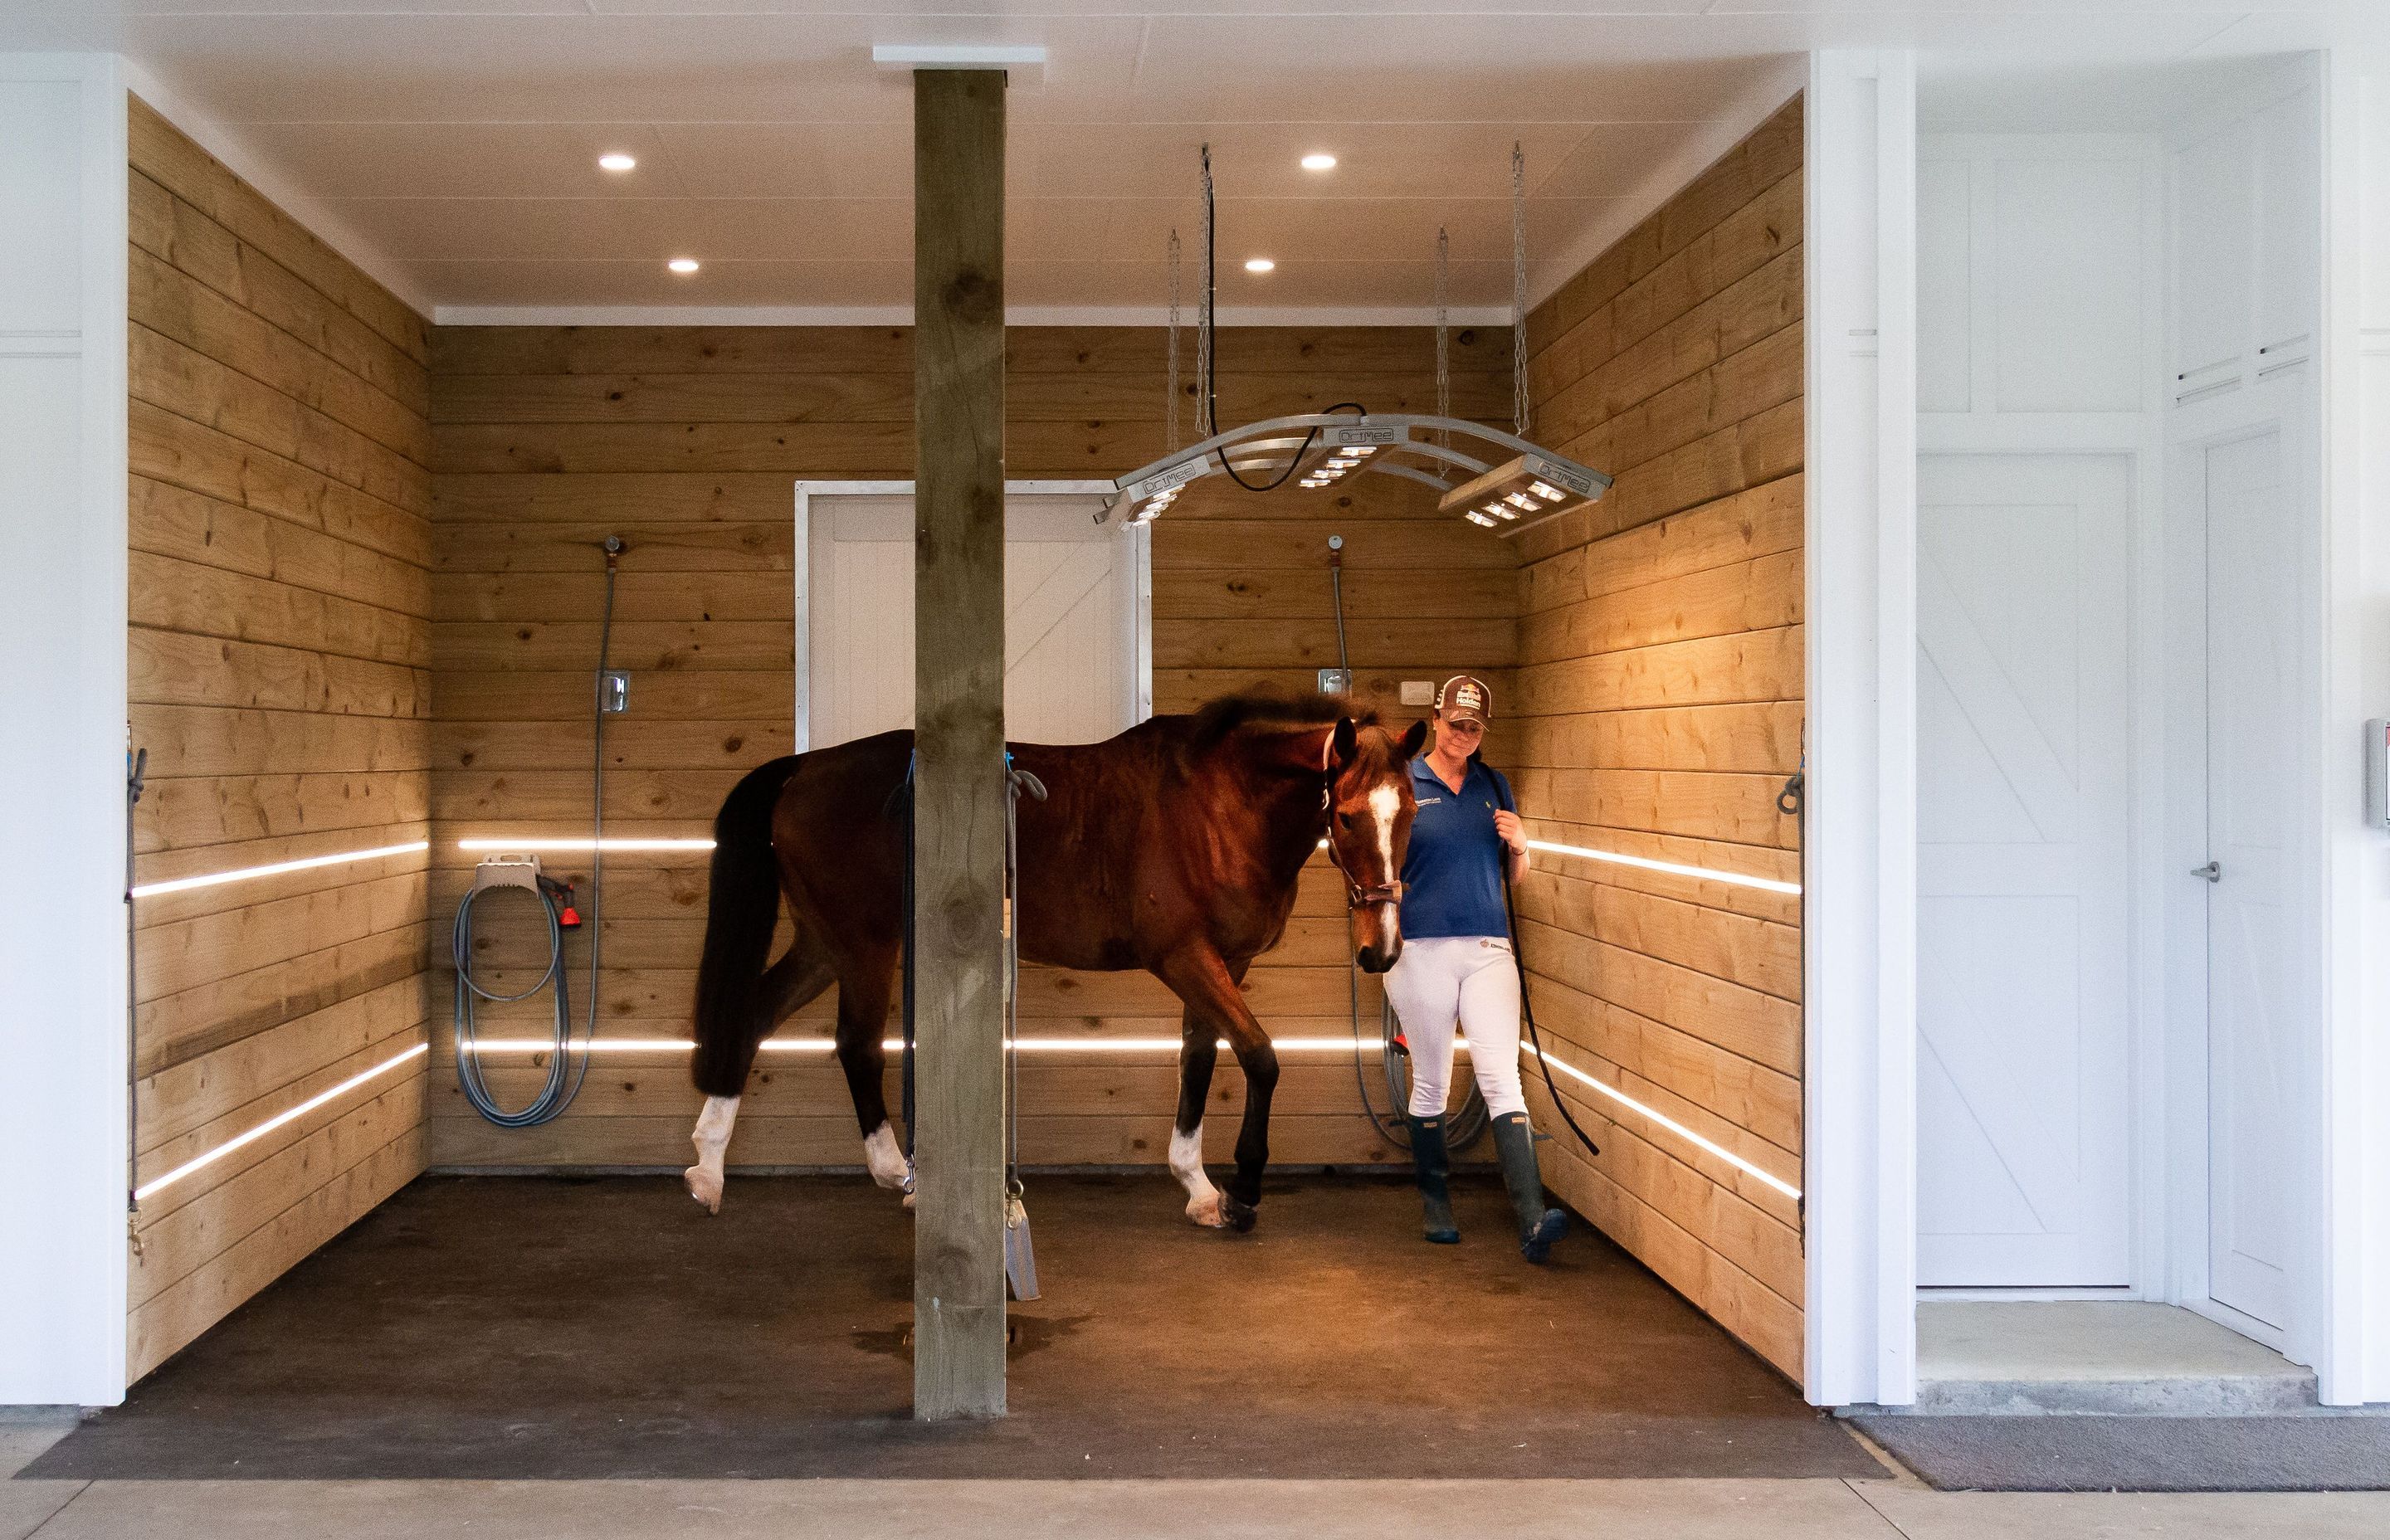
[1354,922,1402,975]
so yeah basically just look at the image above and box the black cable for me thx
[1203,144,1217,439]
[1781,751,1806,1236]
[1491,774,1599,1162]
[1212,402,1368,493]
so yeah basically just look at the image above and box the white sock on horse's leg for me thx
[1170,1123,1224,1226]
[862,1121,913,1193]
[684,1094,739,1214]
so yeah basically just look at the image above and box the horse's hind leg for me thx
[685,934,836,1213]
[1171,1006,1226,1227]
[830,943,910,1195]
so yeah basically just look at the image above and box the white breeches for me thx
[1384,934,1526,1119]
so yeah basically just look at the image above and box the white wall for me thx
[2324,51,2390,1407]
[1804,46,1919,1408]
[0,55,129,1407]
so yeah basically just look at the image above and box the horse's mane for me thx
[1181,690,1379,758]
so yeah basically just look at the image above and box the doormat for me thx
[1852,1414,2390,1492]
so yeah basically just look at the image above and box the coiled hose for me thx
[450,539,618,1126]
[451,880,588,1127]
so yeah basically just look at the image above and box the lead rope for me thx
[1003,756,1047,1300]
[898,756,915,1164]
[1492,768,1598,1161]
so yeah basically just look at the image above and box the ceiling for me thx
[3,3,2384,323]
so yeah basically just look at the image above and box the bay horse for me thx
[682,693,1427,1231]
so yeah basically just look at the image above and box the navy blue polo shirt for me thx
[1399,755,1514,940]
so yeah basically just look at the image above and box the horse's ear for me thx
[1399,719,1428,759]
[1330,717,1358,768]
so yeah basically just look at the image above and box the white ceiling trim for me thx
[1524,54,1807,313]
[433,303,1515,329]
[124,61,436,322]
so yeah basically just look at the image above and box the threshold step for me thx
[1895,1301,2318,1416]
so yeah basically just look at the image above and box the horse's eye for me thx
[1337,813,1354,831]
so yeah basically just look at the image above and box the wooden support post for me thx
[910,65,1009,1422]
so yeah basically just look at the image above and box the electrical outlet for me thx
[1399,680,1434,706]
[1317,668,1352,694]
[599,670,630,714]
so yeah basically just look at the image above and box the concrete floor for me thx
[12,1391,2389,1536]
[11,1408,2389,1538]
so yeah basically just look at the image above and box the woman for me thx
[1385,675,1568,1262]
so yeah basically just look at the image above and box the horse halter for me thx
[1319,763,1404,912]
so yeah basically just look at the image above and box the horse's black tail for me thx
[692,755,802,1097]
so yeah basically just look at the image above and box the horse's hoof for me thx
[1219,1193,1258,1233]
[1185,1192,1226,1228]
[683,1166,723,1215]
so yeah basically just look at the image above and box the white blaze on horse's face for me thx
[1326,722,1417,977]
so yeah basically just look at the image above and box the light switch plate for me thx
[1317,668,1352,694]
[1399,680,1434,706]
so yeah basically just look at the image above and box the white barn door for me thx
[1915,454,2132,1287]
[802,490,1148,749]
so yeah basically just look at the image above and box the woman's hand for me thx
[1492,809,1527,855]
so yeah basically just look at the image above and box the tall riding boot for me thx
[1404,1114,1460,1244]
[1492,1113,1567,1263]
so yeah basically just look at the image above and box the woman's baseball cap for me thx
[1436,675,1492,725]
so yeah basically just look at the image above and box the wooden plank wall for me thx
[427,324,1518,1172]
[124,98,434,1381]
[1510,95,1807,1377]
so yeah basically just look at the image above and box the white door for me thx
[1915,454,2132,1287]
[802,491,1148,749]
[2202,429,2298,1330]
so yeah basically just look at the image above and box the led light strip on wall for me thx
[456,838,716,853]
[461,1036,1472,1055]
[129,840,430,899]
[1523,837,1801,896]
[133,1042,429,1204]
[1524,1040,1802,1201]
[456,1032,1792,1197]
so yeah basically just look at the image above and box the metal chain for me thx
[1197,144,1215,438]
[1433,225,1451,443]
[1512,141,1529,438]
[1166,228,1182,451]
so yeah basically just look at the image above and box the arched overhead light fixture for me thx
[1105,142,1610,535]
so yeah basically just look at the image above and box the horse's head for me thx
[1322,714,1429,973]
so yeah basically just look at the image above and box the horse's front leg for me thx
[1158,948,1273,1233]
[1171,1001,1225,1227]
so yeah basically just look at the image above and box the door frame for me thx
[792,480,1148,753]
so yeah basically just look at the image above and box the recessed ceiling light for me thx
[667,257,700,275]
[1300,153,1337,171]
[1244,257,1275,274]
[598,153,637,173]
